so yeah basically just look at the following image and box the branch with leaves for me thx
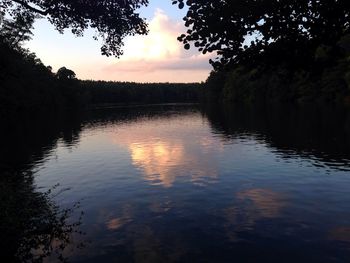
[173,0,350,69]
[1,0,149,56]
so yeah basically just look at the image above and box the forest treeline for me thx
[82,81,201,105]
[0,40,202,117]
[3,32,350,119]
[203,37,350,106]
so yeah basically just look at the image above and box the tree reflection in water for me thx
[1,168,84,263]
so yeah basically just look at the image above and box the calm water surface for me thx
[3,105,350,262]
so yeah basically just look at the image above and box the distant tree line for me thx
[0,39,202,117]
[83,80,202,106]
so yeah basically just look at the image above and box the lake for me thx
[2,104,350,262]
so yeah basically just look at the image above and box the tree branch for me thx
[12,0,49,16]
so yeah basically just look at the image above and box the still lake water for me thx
[4,104,350,262]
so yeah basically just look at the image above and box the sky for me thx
[25,1,213,83]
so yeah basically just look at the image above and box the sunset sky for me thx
[25,1,213,83]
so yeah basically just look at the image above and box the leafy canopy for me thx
[1,0,149,56]
[56,66,76,80]
[173,0,350,69]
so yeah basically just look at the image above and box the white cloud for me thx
[121,9,182,60]
[27,8,214,83]
[100,9,214,82]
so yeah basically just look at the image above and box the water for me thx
[2,104,350,262]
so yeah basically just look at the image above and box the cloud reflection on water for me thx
[237,188,286,218]
[329,227,350,243]
[130,141,185,187]
[112,114,223,187]
[224,188,286,241]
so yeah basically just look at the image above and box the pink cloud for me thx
[103,55,213,73]
[97,9,214,82]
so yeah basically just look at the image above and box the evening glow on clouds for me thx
[123,9,180,60]
[103,9,213,82]
[26,3,213,83]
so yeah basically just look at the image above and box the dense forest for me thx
[83,81,201,106]
[202,38,350,105]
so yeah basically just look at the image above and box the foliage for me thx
[0,169,84,262]
[173,0,350,69]
[0,41,89,116]
[56,67,76,80]
[0,41,59,115]
[201,70,228,102]
[179,0,350,105]
[1,0,149,56]
[205,41,350,105]
[82,80,202,105]
[0,12,33,48]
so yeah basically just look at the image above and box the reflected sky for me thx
[24,106,350,262]
[224,188,286,242]
[236,188,286,219]
[111,114,221,187]
[329,227,350,243]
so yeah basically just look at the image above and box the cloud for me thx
[121,9,182,60]
[103,55,212,73]
[100,9,214,82]
[26,8,210,82]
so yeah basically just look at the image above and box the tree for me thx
[1,170,83,262]
[0,13,33,48]
[1,0,149,56]
[56,67,76,80]
[173,0,350,69]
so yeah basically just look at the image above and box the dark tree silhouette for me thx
[0,14,33,48]
[1,169,84,262]
[1,0,149,56]
[173,0,350,69]
[56,67,76,80]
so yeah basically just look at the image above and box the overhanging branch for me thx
[12,0,49,16]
